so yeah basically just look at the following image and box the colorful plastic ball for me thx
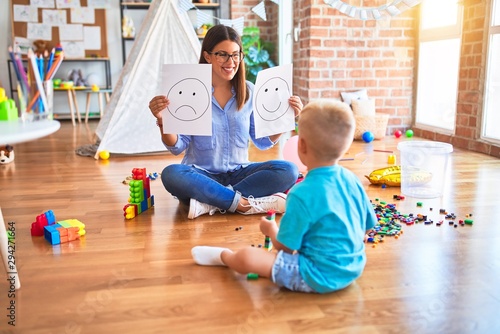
[405,129,414,138]
[99,150,110,160]
[394,130,402,138]
[362,131,374,143]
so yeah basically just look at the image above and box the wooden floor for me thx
[1,120,500,334]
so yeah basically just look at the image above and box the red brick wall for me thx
[229,0,500,158]
[294,0,418,135]
[231,0,418,136]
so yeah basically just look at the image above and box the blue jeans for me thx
[161,160,298,212]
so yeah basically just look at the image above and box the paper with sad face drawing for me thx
[161,64,212,135]
[253,64,295,139]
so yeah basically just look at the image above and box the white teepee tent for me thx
[93,0,200,156]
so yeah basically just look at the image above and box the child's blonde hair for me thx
[298,99,355,162]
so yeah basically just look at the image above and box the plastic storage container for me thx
[397,141,453,198]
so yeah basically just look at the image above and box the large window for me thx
[483,0,500,142]
[415,0,463,133]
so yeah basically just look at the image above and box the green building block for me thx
[0,99,18,121]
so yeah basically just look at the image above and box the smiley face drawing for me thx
[255,77,291,121]
[166,78,210,121]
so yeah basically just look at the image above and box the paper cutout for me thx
[31,0,56,8]
[84,26,101,50]
[13,5,39,22]
[42,9,67,25]
[71,7,96,24]
[253,64,295,138]
[27,23,52,40]
[161,64,212,136]
[252,1,267,21]
[59,24,84,41]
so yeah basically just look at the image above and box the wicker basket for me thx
[354,113,389,140]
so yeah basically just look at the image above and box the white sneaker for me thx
[240,193,287,215]
[188,198,220,219]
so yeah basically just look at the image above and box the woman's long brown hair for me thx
[199,25,249,111]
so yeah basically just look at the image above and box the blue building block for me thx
[44,223,63,245]
[45,210,56,225]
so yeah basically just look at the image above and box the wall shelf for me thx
[120,1,223,64]
[7,58,112,120]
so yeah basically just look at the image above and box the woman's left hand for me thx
[289,95,303,118]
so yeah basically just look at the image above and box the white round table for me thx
[0,119,61,145]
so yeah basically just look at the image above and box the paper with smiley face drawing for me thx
[253,64,295,139]
[161,64,212,135]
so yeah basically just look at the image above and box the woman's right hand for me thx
[149,95,169,120]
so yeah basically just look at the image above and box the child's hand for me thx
[260,216,278,237]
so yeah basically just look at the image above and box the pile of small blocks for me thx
[30,210,86,245]
[123,167,155,219]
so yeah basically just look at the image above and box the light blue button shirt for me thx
[165,81,276,173]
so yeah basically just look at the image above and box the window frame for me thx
[481,0,500,144]
[415,1,464,134]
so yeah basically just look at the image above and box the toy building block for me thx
[123,204,137,219]
[31,210,56,236]
[129,180,145,203]
[0,99,18,121]
[132,167,150,198]
[123,168,155,219]
[44,219,85,245]
[65,219,86,236]
[58,219,86,236]
[44,223,62,245]
[141,195,154,212]
[57,226,80,243]
[264,210,275,251]
[31,210,85,245]
[123,196,155,219]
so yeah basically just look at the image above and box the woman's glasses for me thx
[208,51,245,64]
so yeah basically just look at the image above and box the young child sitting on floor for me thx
[191,99,377,293]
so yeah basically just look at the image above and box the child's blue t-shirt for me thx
[277,165,377,293]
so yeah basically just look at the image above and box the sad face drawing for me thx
[167,78,211,121]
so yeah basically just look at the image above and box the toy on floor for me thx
[362,131,374,143]
[123,168,155,219]
[98,150,110,160]
[123,171,159,184]
[365,165,434,187]
[0,145,14,164]
[365,166,401,186]
[148,172,159,180]
[44,219,85,245]
[263,210,275,251]
[30,210,86,245]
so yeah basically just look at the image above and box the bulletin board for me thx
[10,0,108,58]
